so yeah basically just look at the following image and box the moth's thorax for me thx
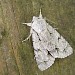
[32,16,47,33]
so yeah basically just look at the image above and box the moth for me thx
[22,9,73,71]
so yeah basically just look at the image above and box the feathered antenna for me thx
[39,9,42,18]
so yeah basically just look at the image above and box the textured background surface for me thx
[0,0,75,75]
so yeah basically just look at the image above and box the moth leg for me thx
[44,17,55,24]
[54,28,58,30]
[22,23,32,26]
[22,33,31,42]
[44,17,58,28]
[22,28,32,42]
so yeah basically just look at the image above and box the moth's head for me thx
[32,9,43,22]
[31,9,46,33]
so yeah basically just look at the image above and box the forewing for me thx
[32,30,55,71]
[47,23,73,58]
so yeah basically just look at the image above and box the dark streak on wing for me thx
[32,29,41,41]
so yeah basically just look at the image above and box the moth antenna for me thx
[39,9,42,18]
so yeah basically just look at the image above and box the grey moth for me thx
[22,9,73,71]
